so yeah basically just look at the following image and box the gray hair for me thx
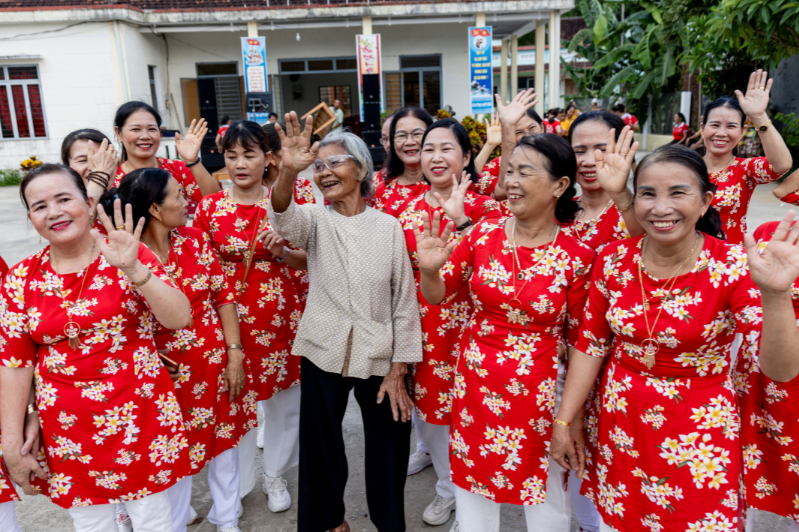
[318,129,374,198]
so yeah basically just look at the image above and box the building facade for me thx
[0,0,574,169]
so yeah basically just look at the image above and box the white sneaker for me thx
[262,474,291,512]
[423,494,456,526]
[217,527,243,532]
[187,505,199,526]
[407,450,433,475]
[449,521,459,532]
[256,424,264,449]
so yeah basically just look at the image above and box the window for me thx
[279,57,357,74]
[148,66,159,109]
[384,55,442,115]
[0,65,47,139]
[196,63,238,77]
[319,86,351,116]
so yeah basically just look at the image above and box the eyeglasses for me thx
[312,154,356,174]
[380,135,389,144]
[394,129,425,144]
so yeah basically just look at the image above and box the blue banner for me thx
[469,26,493,115]
[241,37,268,92]
[247,112,271,124]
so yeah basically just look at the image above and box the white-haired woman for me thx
[268,113,422,532]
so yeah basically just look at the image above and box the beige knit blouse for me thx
[267,197,423,379]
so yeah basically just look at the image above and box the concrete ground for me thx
[1,180,795,532]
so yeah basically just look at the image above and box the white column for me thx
[535,20,546,115]
[500,38,508,104]
[549,10,561,109]
[362,16,373,35]
[510,34,519,97]
[475,12,486,27]
[247,20,258,38]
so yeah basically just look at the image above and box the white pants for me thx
[166,476,192,532]
[239,385,301,497]
[745,508,799,532]
[600,522,616,532]
[569,471,600,532]
[0,501,21,532]
[207,447,241,528]
[415,418,455,499]
[68,490,172,532]
[412,409,429,454]
[454,458,570,532]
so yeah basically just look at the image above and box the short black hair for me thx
[268,112,278,120]
[568,111,626,145]
[101,168,171,232]
[61,128,110,165]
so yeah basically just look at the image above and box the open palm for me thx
[412,211,458,273]
[277,111,319,173]
[175,118,208,162]
[595,125,638,195]
[484,114,502,147]
[735,70,772,120]
[434,172,471,226]
[496,88,538,128]
[745,211,799,294]
[93,199,144,270]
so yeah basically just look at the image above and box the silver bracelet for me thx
[276,247,290,263]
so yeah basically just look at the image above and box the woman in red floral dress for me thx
[700,70,791,245]
[112,167,253,531]
[0,164,193,530]
[551,145,777,532]
[112,101,221,211]
[373,106,433,215]
[396,119,502,526]
[739,220,799,532]
[414,134,602,531]
[194,121,314,513]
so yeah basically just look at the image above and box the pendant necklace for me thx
[230,186,266,268]
[637,233,699,369]
[50,244,95,350]
[508,219,559,324]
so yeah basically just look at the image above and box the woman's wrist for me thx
[122,262,148,283]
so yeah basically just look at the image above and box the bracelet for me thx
[617,198,634,213]
[185,157,201,167]
[553,418,572,427]
[133,268,153,287]
[27,403,37,415]
[276,247,290,263]
[227,344,243,351]
[456,219,474,232]
[87,171,110,189]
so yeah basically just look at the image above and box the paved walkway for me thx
[1,182,794,532]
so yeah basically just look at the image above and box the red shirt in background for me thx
[218,125,230,137]
[673,122,689,140]
[621,113,638,127]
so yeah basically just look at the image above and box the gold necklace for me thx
[50,243,95,350]
[507,219,559,324]
[637,233,700,369]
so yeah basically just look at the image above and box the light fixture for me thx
[296,32,300,41]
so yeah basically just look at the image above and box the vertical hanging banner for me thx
[356,34,382,118]
[241,37,268,92]
[469,27,493,115]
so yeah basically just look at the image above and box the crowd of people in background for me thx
[0,68,798,532]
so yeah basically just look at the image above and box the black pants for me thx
[298,357,411,532]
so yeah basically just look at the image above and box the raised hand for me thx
[87,138,119,184]
[92,199,145,271]
[434,171,471,227]
[745,211,799,295]
[277,111,319,173]
[496,88,538,129]
[735,70,772,122]
[175,118,209,163]
[595,126,638,195]
[484,114,502,148]
[412,211,458,274]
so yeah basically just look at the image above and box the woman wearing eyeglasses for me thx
[193,121,315,514]
[373,106,434,215]
[268,113,422,532]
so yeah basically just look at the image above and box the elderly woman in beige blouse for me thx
[267,112,422,532]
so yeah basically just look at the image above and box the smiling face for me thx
[224,141,271,192]
[515,114,543,143]
[149,177,189,230]
[25,172,93,246]
[313,144,362,202]
[116,110,161,161]
[570,120,612,193]
[701,106,744,158]
[421,127,470,189]
[67,139,99,180]
[634,162,714,247]
[393,116,428,168]
[505,146,569,221]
